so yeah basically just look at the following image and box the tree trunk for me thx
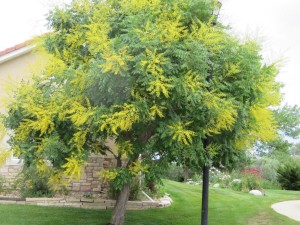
[110,182,130,225]
[183,166,189,182]
[201,164,210,225]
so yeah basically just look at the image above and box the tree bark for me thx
[110,182,130,225]
[201,164,210,225]
[183,166,189,182]
[201,137,211,225]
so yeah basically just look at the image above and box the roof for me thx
[0,41,35,64]
[0,42,27,56]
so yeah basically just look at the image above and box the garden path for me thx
[271,200,300,222]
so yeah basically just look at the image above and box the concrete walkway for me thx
[271,200,300,221]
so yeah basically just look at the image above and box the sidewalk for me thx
[271,200,300,221]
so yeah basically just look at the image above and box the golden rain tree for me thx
[2,0,281,224]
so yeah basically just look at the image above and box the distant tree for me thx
[290,143,300,156]
[274,104,300,138]
[2,0,281,224]
[255,104,300,157]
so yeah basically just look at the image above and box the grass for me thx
[0,180,299,225]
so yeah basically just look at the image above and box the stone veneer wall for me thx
[0,163,22,189]
[0,154,116,197]
[0,197,164,210]
[67,154,116,196]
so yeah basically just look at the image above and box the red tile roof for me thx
[0,41,31,57]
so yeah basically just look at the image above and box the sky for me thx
[0,0,299,107]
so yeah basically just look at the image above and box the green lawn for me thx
[0,180,299,225]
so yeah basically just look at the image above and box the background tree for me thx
[255,104,300,157]
[2,0,281,224]
[290,143,300,156]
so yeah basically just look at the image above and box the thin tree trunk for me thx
[183,166,189,182]
[201,164,210,225]
[110,182,130,225]
[201,137,211,225]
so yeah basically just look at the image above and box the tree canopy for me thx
[255,104,300,157]
[2,0,282,224]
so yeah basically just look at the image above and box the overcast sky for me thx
[0,0,299,107]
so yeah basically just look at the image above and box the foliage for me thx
[14,166,54,198]
[163,163,185,182]
[207,165,280,191]
[239,168,263,191]
[108,176,141,201]
[255,104,300,157]
[259,179,281,190]
[212,149,251,172]
[277,159,300,190]
[290,142,300,156]
[209,167,231,187]
[2,0,282,223]
[0,117,5,141]
[3,0,281,180]
[0,175,6,193]
[273,104,300,138]
[0,117,11,167]
[252,157,280,183]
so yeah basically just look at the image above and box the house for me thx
[0,42,38,173]
[0,42,114,196]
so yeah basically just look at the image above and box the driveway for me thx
[272,200,300,221]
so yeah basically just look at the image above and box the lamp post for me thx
[200,2,222,225]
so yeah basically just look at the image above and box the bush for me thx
[210,167,231,188]
[260,179,281,190]
[252,157,280,183]
[277,161,300,190]
[14,166,54,198]
[192,173,202,183]
[129,177,140,200]
[230,168,263,192]
[0,175,6,193]
[108,176,146,201]
[163,163,185,182]
[230,179,242,191]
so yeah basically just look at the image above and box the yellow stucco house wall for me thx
[0,45,37,112]
[0,43,38,164]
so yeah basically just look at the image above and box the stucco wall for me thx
[0,50,42,164]
[0,51,39,113]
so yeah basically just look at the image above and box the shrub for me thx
[209,167,231,188]
[192,173,202,183]
[230,178,242,191]
[163,163,184,182]
[128,177,140,200]
[252,157,280,183]
[260,179,281,190]
[14,166,54,198]
[277,161,300,190]
[108,176,147,201]
[230,168,263,192]
[0,175,6,193]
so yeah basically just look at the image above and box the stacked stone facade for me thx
[0,163,22,189]
[67,154,116,196]
[0,154,116,197]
